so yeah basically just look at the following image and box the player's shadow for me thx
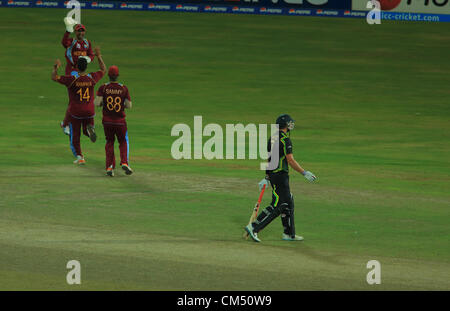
[231,219,346,267]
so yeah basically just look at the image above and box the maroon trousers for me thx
[62,109,71,127]
[103,123,129,169]
[69,116,94,157]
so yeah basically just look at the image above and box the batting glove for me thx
[258,178,270,191]
[64,17,77,33]
[78,56,92,64]
[302,171,317,182]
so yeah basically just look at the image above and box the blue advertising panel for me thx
[1,0,449,22]
[143,0,352,9]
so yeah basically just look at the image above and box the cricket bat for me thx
[243,184,267,240]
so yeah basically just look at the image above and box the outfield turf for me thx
[0,8,449,290]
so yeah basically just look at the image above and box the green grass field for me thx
[0,7,449,290]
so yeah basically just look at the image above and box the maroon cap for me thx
[108,65,119,77]
[74,24,86,31]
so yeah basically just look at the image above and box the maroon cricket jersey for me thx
[57,71,104,118]
[62,31,95,72]
[97,82,131,125]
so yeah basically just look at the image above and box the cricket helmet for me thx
[276,114,295,131]
[74,24,86,32]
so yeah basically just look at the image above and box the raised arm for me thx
[87,41,95,62]
[94,47,106,74]
[61,31,72,48]
[62,17,76,47]
[51,59,61,81]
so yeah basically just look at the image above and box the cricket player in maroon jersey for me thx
[94,65,133,177]
[51,47,106,164]
[60,21,95,136]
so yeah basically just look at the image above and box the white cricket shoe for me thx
[245,224,261,243]
[106,166,114,177]
[121,163,133,175]
[282,233,304,241]
[73,155,85,165]
[60,121,70,136]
